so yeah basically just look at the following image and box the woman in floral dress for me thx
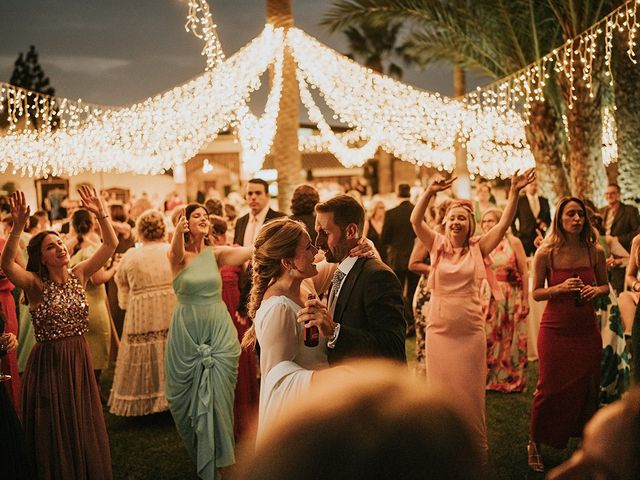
[480,208,529,392]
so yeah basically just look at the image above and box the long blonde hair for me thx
[241,218,307,350]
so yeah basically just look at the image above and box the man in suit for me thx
[512,180,551,256]
[599,183,640,294]
[233,178,286,247]
[299,195,406,364]
[381,183,418,334]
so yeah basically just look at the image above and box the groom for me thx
[299,195,406,364]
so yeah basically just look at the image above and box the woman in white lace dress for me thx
[109,209,176,416]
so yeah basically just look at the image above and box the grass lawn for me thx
[102,340,577,479]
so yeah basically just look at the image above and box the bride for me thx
[241,217,371,437]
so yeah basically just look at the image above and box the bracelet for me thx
[98,214,109,220]
[633,281,640,293]
[9,232,21,238]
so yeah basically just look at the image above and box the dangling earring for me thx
[288,268,295,277]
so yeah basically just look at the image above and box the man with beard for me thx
[298,195,406,364]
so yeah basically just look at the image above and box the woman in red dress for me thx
[528,197,609,472]
[210,215,259,439]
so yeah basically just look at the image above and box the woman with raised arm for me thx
[410,169,535,462]
[165,203,252,480]
[0,188,117,480]
[527,197,609,473]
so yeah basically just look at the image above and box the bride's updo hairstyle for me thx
[241,218,307,349]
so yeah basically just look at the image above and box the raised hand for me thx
[427,176,457,194]
[349,238,376,259]
[77,186,106,217]
[174,209,189,236]
[510,168,536,193]
[8,191,31,228]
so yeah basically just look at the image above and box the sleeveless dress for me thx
[530,254,601,448]
[165,247,241,480]
[219,264,258,440]
[17,233,36,374]
[482,237,527,392]
[70,246,111,370]
[253,295,328,438]
[425,233,496,459]
[23,271,112,479]
[0,275,21,412]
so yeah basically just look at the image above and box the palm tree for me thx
[611,29,640,206]
[342,19,409,194]
[343,20,406,78]
[544,1,612,201]
[323,0,617,202]
[266,0,303,213]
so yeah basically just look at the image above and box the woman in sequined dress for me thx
[1,188,118,480]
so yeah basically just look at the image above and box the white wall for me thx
[0,171,177,211]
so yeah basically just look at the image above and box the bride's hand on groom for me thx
[349,238,378,260]
[296,298,336,337]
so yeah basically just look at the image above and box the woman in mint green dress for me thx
[166,203,252,480]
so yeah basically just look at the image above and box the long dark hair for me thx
[545,197,596,250]
[184,203,211,245]
[71,208,94,256]
[26,230,62,280]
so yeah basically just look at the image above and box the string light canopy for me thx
[2,0,639,178]
[0,26,284,177]
[462,0,640,170]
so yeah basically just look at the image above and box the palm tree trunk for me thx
[612,36,640,207]
[524,99,570,206]
[267,0,303,213]
[558,61,607,201]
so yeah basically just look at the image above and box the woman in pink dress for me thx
[528,197,609,473]
[410,169,535,461]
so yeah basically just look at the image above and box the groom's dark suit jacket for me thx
[327,257,406,365]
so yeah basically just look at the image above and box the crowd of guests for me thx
[0,171,639,479]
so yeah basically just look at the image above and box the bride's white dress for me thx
[254,294,328,437]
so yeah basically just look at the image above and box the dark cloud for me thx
[0,0,486,105]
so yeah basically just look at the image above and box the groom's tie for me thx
[329,269,346,315]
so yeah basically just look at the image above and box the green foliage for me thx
[343,19,407,78]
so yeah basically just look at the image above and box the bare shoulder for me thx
[594,243,606,261]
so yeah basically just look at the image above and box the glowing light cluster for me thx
[185,0,226,71]
[0,26,284,177]
[466,0,639,113]
[602,107,618,166]
[287,28,459,172]
[231,43,283,174]
[464,107,535,178]
[3,0,636,180]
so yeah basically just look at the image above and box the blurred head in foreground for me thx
[236,360,482,480]
[548,387,640,480]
